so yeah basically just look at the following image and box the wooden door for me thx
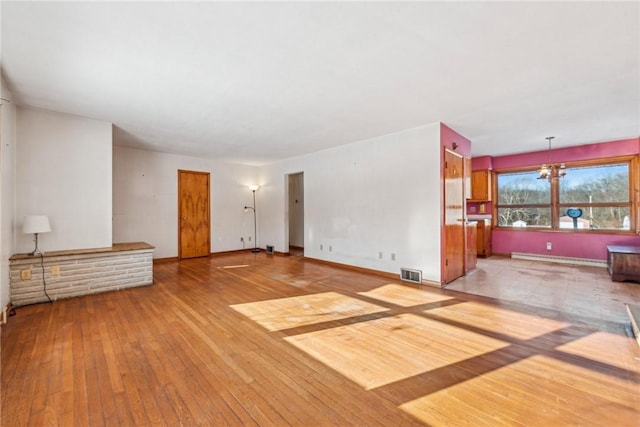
[463,156,472,200]
[178,170,210,259]
[444,149,465,283]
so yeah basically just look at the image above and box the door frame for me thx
[178,169,211,259]
[285,171,305,255]
[442,148,465,283]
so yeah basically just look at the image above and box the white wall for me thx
[0,81,16,311]
[113,146,258,258]
[259,123,443,282]
[7,104,444,292]
[15,108,112,252]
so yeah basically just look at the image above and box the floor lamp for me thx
[244,184,260,253]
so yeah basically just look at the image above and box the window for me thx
[497,171,551,228]
[496,159,635,232]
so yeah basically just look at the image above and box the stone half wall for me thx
[9,242,154,307]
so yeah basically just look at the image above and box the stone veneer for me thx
[9,242,154,307]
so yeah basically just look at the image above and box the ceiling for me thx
[2,2,638,165]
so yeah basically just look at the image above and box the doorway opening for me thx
[287,172,304,256]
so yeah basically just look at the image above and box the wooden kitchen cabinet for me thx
[476,220,492,258]
[465,221,477,272]
[464,157,472,200]
[471,170,492,201]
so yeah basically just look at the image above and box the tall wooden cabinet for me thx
[476,220,492,258]
[465,221,478,271]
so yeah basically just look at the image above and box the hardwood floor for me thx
[2,252,639,426]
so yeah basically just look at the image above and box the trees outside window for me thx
[496,159,635,232]
[497,171,551,228]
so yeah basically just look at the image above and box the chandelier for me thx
[537,136,566,181]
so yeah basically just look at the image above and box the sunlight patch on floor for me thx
[230,292,387,331]
[358,284,454,307]
[426,301,571,340]
[285,313,507,390]
[400,354,640,426]
[556,331,640,372]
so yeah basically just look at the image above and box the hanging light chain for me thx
[537,136,566,181]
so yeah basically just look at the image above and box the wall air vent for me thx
[400,268,422,284]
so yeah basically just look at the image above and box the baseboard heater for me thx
[400,268,422,284]
[511,252,607,268]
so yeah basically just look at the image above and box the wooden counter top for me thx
[10,242,155,261]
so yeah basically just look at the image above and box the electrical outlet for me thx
[320,244,323,250]
[329,245,332,252]
[21,269,31,280]
[51,266,60,276]
[240,237,244,242]
[248,236,251,241]
[546,242,552,251]
[378,252,383,259]
[391,253,396,261]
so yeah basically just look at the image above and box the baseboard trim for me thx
[156,249,291,262]
[211,249,253,256]
[491,252,511,258]
[153,257,179,264]
[511,252,607,268]
[1,303,15,326]
[303,257,441,287]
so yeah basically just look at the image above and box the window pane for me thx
[497,207,551,228]
[560,164,629,203]
[497,171,550,205]
[559,206,630,230]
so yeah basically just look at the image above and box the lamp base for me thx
[28,233,42,256]
[251,248,260,253]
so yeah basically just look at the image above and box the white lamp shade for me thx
[23,215,51,234]
[248,184,259,191]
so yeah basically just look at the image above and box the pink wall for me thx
[493,137,639,169]
[489,137,640,260]
[493,229,639,260]
[471,155,493,170]
[440,123,471,157]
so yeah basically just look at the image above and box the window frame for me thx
[494,155,638,234]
